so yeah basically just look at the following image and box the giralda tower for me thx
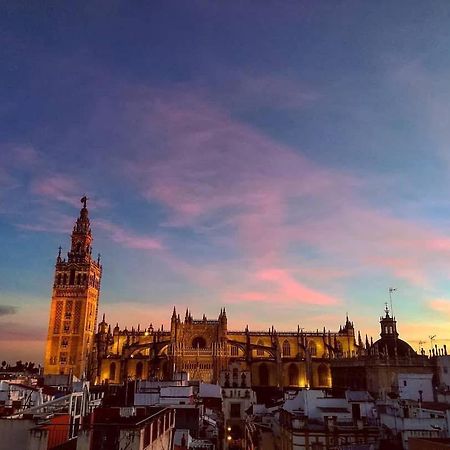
[44,197,102,379]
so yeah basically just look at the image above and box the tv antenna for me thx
[388,287,397,316]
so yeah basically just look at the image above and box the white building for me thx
[379,400,450,449]
[397,373,433,402]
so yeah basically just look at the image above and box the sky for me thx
[2,1,450,363]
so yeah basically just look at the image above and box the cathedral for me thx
[44,199,358,389]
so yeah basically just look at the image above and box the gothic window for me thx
[309,341,317,356]
[82,273,87,285]
[63,273,67,285]
[257,339,264,356]
[61,338,69,348]
[231,345,238,356]
[109,362,116,380]
[59,352,67,364]
[288,363,299,386]
[283,340,291,357]
[192,336,207,349]
[69,270,75,285]
[318,363,329,386]
[77,273,81,285]
[136,362,143,379]
[259,363,269,386]
[57,274,62,285]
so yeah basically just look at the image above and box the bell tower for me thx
[44,197,102,379]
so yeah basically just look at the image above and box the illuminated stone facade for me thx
[95,309,358,389]
[44,199,102,379]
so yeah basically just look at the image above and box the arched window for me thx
[63,273,67,285]
[288,363,299,386]
[283,340,291,357]
[257,339,264,356]
[136,362,143,379]
[259,363,269,386]
[318,363,330,386]
[57,274,62,285]
[77,273,81,285]
[309,341,317,356]
[231,345,239,356]
[109,362,116,380]
[192,336,207,349]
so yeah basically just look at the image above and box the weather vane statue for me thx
[81,196,88,208]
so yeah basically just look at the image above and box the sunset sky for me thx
[2,1,450,363]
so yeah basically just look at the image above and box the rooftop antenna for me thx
[389,287,396,316]
[429,335,437,352]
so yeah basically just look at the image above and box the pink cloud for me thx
[429,298,450,315]
[30,174,81,206]
[227,267,339,306]
[17,213,76,234]
[96,219,163,251]
[114,88,450,289]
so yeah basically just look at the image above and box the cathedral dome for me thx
[371,336,416,358]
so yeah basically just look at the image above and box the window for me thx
[403,380,407,386]
[109,362,116,380]
[309,341,317,356]
[318,364,329,386]
[230,403,241,418]
[283,340,291,356]
[259,363,269,386]
[136,362,143,379]
[231,345,239,356]
[288,364,298,386]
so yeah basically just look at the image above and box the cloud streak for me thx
[96,219,163,251]
[0,305,18,316]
